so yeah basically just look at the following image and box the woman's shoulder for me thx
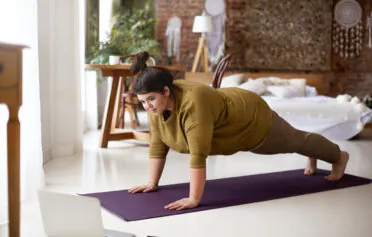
[174,79,210,89]
[174,80,215,97]
[174,80,225,113]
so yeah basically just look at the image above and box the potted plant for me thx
[85,0,160,125]
[89,0,160,66]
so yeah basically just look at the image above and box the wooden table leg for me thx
[100,75,120,148]
[7,106,21,237]
[113,77,124,130]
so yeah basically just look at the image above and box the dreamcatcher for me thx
[332,0,363,59]
[205,0,226,68]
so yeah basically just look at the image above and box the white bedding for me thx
[261,95,372,141]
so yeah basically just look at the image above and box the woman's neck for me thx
[166,96,175,111]
[163,96,175,121]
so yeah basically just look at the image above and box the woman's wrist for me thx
[148,182,158,188]
[189,196,200,204]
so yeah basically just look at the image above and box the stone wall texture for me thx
[244,0,332,71]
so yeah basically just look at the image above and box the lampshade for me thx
[192,15,213,33]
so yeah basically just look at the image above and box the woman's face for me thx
[137,87,172,115]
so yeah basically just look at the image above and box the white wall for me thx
[37,0,84,161]
[37,0,52,162]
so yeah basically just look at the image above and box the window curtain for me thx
[0,0,45,225]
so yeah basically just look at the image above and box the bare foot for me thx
[324,151,349,181]
[304,158,317,175]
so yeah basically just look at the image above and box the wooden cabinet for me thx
[0,42,27,237]
[0,49,19,87]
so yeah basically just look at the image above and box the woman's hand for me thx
[128,183,158,193]
[164,197,199,210]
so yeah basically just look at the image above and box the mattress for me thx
[261,95,372,141]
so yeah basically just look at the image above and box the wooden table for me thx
[0,42,27,237]
[85,64,185,148]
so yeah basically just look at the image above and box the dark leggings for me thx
[251,112,341,164]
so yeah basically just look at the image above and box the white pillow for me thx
[351,96,360,104]
[267,85,303,98]
[305,86,318,97]
[220,73,245,88]
[255,77,288,86]
[238,79,267,95]
[336,94,350,103]
[288,78,306,96]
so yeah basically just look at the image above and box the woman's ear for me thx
[163,86,170,97]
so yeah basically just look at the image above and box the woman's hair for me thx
[131,51,175,95]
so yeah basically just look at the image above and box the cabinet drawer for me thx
[0,49,19,87]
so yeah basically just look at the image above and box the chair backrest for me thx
[211,54,232,88]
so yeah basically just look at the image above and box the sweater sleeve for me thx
[183,87,215,168]
[149,120,169,159]
[185,122,213,168]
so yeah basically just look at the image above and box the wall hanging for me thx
[165,16,182,62]
[332,0,363,58]
[367,11,372,48]
[205,0,226,69]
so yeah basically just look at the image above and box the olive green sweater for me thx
[148,80,273,168]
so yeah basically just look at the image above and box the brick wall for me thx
[155,0,247,70]
[331,0,372,97]
[156,0,204,68]
[156,0,372,97]
[225,0,246,71]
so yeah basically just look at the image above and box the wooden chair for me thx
[117,55,156,130]
[211,54,232,89]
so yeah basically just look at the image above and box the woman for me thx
[128,52,349,211]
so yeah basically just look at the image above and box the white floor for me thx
[1,127,372,237]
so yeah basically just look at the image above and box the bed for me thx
[185,72,372,141]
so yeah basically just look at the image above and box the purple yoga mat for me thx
[81,169,371,221]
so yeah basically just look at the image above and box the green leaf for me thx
[89,0,159,67]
